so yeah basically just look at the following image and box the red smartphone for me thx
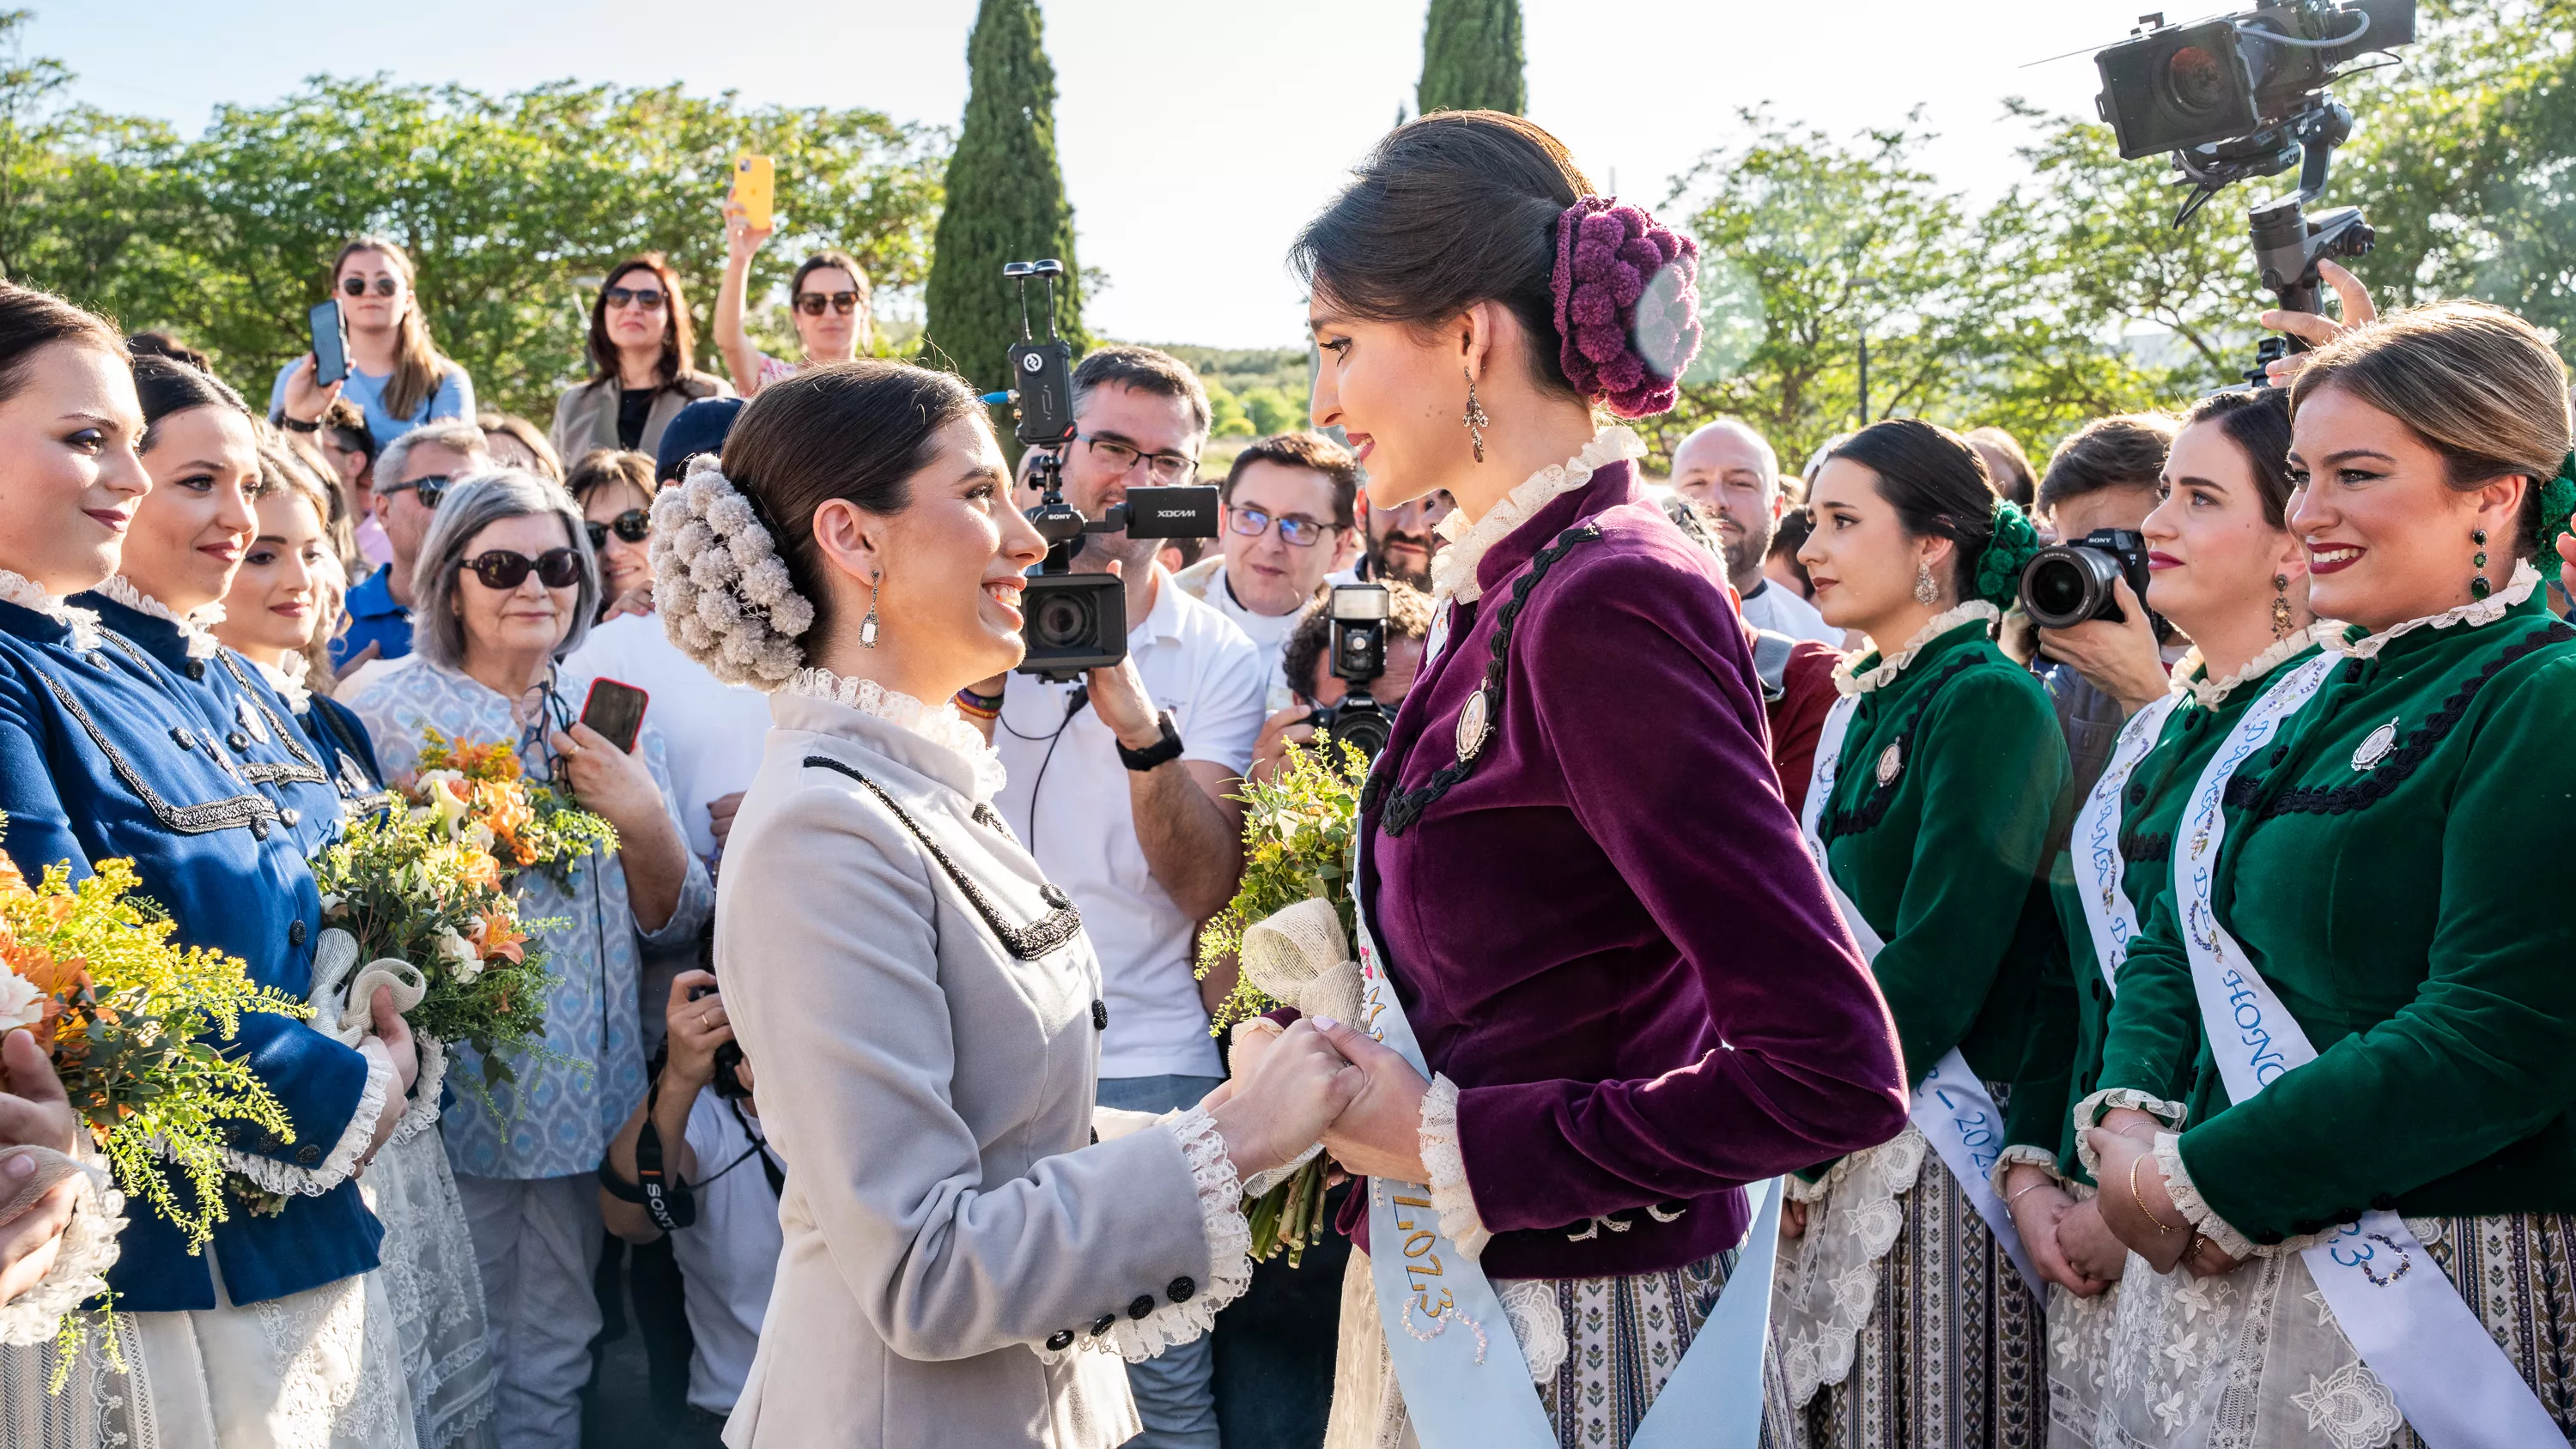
[580,679,649,754]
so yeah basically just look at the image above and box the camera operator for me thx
[982,344,1267,1449]
[2025,414,2183,798]
[1171,432,1363,706]
[598,970,781,1437]
[1248,579,1435,782]
[1668,417,1838,643]
[1351,487,1453,588]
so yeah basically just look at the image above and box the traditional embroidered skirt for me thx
[361,1129,498,1449]
[2081,1211,2576,1448]
[1776,1127,2045,1449]
[0,1264,416,1449]
[1324,1242,1795,1448]
[2044,1279,2117,1448]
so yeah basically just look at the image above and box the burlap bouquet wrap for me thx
[1232,897,1366,1196]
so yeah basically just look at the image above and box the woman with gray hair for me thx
[342,468,712,1449]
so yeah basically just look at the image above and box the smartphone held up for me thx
[732,155,775,233]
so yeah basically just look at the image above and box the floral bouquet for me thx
[1195,735,1368,1264]
[415,731,617,891]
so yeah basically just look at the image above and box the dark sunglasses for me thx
[340,276,400,298]
[1228,504,1328,548]
[462,548,583,591]
[383,474,453,509]
[605,286,666,311]
[794,290,861,317]
[586,510,651,549]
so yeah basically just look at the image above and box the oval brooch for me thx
[2351,718,2400,772]
[1455,688,1493,763]
[1875,742,1904,785]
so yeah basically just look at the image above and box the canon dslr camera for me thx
[1306,583,1394,761]
[2020,529,2154,630]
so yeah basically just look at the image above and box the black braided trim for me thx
[1820,655,1981,843]
[1376,524,1601,839]
[2255,621,2575,820]
[803,755,1082,961]
[2119,829,2172,865]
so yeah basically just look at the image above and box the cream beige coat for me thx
[715,688,1239,1449]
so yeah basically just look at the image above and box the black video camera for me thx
[997,260,1220,682]
[2020,529,2156,631]
[1307,584,1394,761]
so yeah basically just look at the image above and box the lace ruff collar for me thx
[2331,560,2544,661]
[2171,623,2339,711]
[0,570,101,650]
[94,575,225,658]
[252,654,314,714]
[781,668,1007,800]
[1833,601,2001,698]
[1430,426,1646,605]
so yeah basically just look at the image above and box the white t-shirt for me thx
[671,1091,784,1416]
[562,614,773,861]
[1740,579,1841,646]
[993,569,1267,1079]
[1195,563,1306,713]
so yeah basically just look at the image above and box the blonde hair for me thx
[2290,300,2573,556]
[256,441,352,682]
[332,235,454,423]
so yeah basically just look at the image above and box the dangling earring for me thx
[2470,528,2491,602]
[1461,367,1489,464]
[1913,559,1938,606]
[860,573,881,648]
[2272,573,2293,639]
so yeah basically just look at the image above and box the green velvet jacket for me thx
[2027,644,2320,1183]
[1814,619,2073,1167]
[2093,590,2576,1245]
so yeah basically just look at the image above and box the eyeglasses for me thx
[794,290,861,317]
[462,548,583,591]
[605,286,667,311]
[340,276,400,298]
[1078,433,1194,484]
[382,475,453,509]
[586,510,651,549]
[1228,504,1330,548]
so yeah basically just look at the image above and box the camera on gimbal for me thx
[1306,584,1394,761]
[995,260,1219,682]
[2020,529,2158,631]
[2093,0,2415,380]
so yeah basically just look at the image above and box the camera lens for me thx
[2164,45,2228,118]
[2019,545,2121,630]
[1330,704,1394,761]
[1032,592,1095,651]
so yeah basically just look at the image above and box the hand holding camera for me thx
[674,970,750,1102]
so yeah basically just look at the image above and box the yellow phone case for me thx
[732,155,775,233]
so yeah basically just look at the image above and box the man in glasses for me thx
[1172,432,1360,709]
[331,419,489,674]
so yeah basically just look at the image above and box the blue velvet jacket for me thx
[0,592,383,1311]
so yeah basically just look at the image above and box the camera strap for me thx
[597,1059,696,1232]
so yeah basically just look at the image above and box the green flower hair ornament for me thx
[1972,499,2045,609]
[2538,452,2576,561]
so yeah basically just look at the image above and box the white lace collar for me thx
[0,569,101,650]
[2171,622,2339,711]
[1430,426,1646,604]
[781,667,1007,800]
[2331,560,2544,661]
[94,575,225,658]
[252,654,313,714]
[1833,601,2001,697]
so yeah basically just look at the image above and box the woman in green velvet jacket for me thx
[1771,419,2071,1449]
[1996,386,2331,1444]
[2086,301,2576,1447]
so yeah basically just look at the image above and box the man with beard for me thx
[1669,417,1838,643]
[1350,487,1451,587]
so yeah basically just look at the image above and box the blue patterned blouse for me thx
[343,654,713,1181]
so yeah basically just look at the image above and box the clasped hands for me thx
[1200,1016,1434,1185]
[2070,1107,2245,1281]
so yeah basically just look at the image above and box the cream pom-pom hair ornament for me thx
[650,454,816,688]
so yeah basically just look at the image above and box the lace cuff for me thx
[1991,1143,2063,1194]
[2073,1088,2189,1177]
[386,1034,447,1149]
[223,1043,392,1197]
[2153,1131,2277,1260]
[1096,1106,1255,1364]
[0,1142,125,1347]
[1418,1074,1491,1260]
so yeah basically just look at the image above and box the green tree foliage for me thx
[1418,0,1527,118]
[0,14,948,420]
[922,0,1085,402]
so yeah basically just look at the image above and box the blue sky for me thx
[26,1,2123,349]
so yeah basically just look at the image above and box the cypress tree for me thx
[1417,0,1528,118]
[922,0,1087,401]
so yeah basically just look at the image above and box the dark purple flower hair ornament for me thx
[1551,196,1704,418]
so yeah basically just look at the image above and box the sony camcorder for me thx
[996,260,1219,682]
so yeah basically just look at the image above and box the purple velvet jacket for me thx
[1344,460,1909,1280]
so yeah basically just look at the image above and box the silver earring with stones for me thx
[1914,559,1938,606]
[1462,367,1489,464]
[860,573,882,648]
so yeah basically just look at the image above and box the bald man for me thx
[1668,418,1837,644]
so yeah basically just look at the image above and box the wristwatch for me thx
[278,415,321,433]
[1117,710,1184,773]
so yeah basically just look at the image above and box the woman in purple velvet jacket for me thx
[1283,111,1911,1448]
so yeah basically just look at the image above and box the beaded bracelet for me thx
[954,687,1002,722]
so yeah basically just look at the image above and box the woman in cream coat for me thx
[647,361,1358,1449]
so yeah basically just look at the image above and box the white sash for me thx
[2176,653,2558,1446]
[2072,694,2179,995]
[1800,695,2044,1298]
[1352,867,1780,1447]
